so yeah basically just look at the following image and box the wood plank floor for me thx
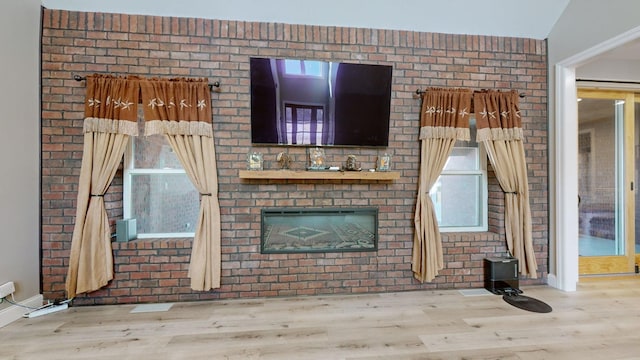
[1,278,640,359]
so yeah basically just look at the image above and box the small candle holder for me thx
[307,147,326,170]
[376,153,391,171]
[344,154,361,171]
[247,151,263,171]
[276,152,291,170]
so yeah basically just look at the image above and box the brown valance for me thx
[139,77,213,137]
[80,74,215,137]
[419,88,472,141]
[82,74,140,136]
[474,90,524,141]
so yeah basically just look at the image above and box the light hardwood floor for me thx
[1,278,640,359]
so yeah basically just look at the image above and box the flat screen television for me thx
[250,57,392,147]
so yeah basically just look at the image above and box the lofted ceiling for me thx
[39,0,640,82]
[42,0,570,40]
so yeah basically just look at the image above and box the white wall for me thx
[0,1,42,315]
[547,0,640,290]
[577,59,640,83]
[548,0,640,66]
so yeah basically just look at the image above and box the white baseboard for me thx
[0,294,43,328]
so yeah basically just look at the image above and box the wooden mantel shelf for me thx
[239,169,400,181]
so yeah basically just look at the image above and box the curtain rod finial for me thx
[209,81,221,91]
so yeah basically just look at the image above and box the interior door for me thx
[577,89,636,275]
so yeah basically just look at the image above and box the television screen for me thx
[250,57,392,147]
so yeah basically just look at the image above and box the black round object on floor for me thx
[502,294,552,313]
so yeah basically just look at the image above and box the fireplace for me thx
[261,208,378,253]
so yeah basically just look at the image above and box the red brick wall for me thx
[41,9,548,305]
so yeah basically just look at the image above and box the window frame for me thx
[283,102,325,145]
[123,138,197,239]
[283,59,324,78]
[432,139,488,233]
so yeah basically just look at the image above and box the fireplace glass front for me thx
[261,208,378,253]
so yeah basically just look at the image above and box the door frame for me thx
[576,89,636,275]
[552,26,640,291]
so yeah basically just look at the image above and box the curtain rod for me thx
[73,75,221,91]
[415,88,525,98]
[576,78,640,85]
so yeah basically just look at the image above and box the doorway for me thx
[552,26,640,291]
[577,89,638,275]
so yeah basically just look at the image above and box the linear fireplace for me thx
[261,208,378,254]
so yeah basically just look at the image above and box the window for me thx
[284,103,325,145]
[123,117,199,238]
[283,59,323,77]
[430,119,488,232]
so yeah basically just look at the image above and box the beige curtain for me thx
[140,78,221,290]
[66,75,139,298]
[412,88,472,282]
[474,90,537,278]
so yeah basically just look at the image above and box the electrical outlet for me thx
[0,281,16,298]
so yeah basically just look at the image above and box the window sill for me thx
[111,237,193,249]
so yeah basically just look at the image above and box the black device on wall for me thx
[249,57,393,147]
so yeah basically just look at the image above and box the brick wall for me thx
[41,10,548,305]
